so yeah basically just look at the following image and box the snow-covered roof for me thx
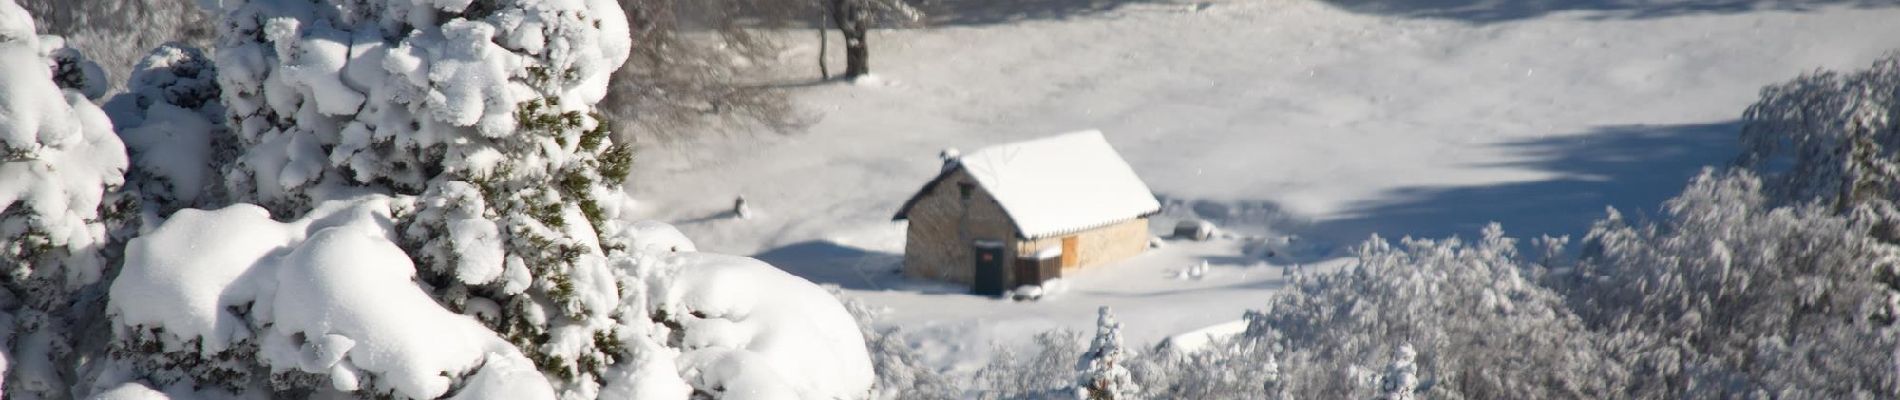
[896,130,1160,239]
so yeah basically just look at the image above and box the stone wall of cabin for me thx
[1015,218,1150,276]
[902,168,1018,285]
[904,167,1155,289]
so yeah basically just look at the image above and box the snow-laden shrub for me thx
[1128,337,1286,399]
[834,289,956,400]
[95,196,873,399]
[973,329,1083,399]
[1226,170,1900,399]
[104,44,231,222]
[1244,225,1618,399]
[100,197,554,399]
[0,1,131,397]
[1566,169,1900,398]
[616,252,875,398]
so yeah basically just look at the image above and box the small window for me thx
[958,182,974,200]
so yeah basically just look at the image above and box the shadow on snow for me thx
[1316,0,1900,24]
[1311,121,1741,247]
[751,240,972,294]
[920,0,1180,26]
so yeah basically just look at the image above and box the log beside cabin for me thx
[894,131,1160,295]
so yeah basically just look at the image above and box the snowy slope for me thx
[627,0,1900,373]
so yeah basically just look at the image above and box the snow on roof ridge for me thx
[955,130,1160,239]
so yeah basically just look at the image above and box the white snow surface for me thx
[655,253,875,399]
[629,0,1900,375]
[1155,319,1249,354]
[943,130,1160,239]
[110,198,555,399]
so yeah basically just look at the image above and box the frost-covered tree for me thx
[0,0,130,397]
[1737,53,1900,211]
[1076,307,1139,400]
[1245,225,1619,399]
[1566,169,1900,398]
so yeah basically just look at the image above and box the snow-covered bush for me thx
[104,44,230,222]
[100,197,874,399]
[974,330,1083,399]
[835,290,956,400]
[630,252,875,398]
[100,197,555,399]
[0,1,131,397]
[1244,225,1618,399]
[1226,169,1900,399]
[1565,169,1900,398]
[1128,337,1285,399]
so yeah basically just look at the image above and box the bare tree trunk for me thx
[818,10,830,79]
[844,27,868,78]
[829,0,870,78]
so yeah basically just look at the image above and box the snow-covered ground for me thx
[626,0,1900,374]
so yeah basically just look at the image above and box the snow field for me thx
[627,0,1900,375]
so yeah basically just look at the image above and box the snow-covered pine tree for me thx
[197,0,636,395]
[1076,306,1140,400]
[0,0,130,397]
[105,44,231,222]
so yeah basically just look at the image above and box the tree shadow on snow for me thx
[1317,0,1900,24]
[920,0,1184,26]
[753,240,970,294]
[1310,121,1740,247]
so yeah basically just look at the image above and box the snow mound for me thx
[653,253,874,399]
[1155,319,1248,354]
[110,197,554,399]
[90,382,168,400]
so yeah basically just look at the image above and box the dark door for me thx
[972,242,1005,296]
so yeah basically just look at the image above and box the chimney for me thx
[939,147,961,172]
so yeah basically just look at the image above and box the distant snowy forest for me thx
[2,0,1898,399]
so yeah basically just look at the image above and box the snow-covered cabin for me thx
[894,131,1160,295]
